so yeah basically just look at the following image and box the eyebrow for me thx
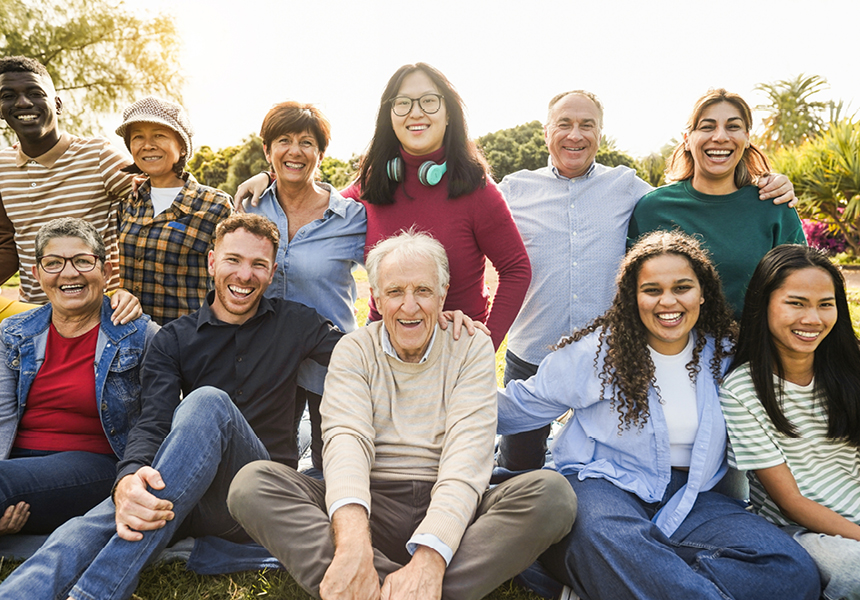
[639,278,696,288]
[785,294,836,302]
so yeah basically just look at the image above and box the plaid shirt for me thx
[118,174,233,324]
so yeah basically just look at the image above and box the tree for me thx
[771,119,860,255]
[186,145,240,190]
[477,121,548,181]
[220,135,268,198]
[0,0,182,145]
[635,140,677,187]
[320,154,359,190]
[754,74,830,152]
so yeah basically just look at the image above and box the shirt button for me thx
[573,262,578,267]
[573,294,578,300]
[30,182,37,188]
[237,357,242,362]
[101,403,108,411]
[110,428,116,435]
[236,389,243,396]
[29,160,37,165]
[572,231,578,236]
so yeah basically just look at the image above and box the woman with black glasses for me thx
[0,218,158,536]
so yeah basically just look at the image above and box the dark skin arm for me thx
[0,193,18,284]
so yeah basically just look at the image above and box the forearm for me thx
[777,493,860,541]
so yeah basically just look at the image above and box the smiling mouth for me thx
[562,146,586,152]
[59,283,85,294]
[141,156,162,162]
[15,114,38,122]
[228,284,253,297]
[406,125,428,131]
[283,162,304,169]
[656,312,682,323]
[705,149,732,157]
[792,330,820,340]
[398,319,422,326]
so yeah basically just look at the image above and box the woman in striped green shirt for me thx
[721,244,860,600]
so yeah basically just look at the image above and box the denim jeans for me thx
[784,526,860,600]
[498,350,549,472]
[541,471,821,600]
[0,386,270,600]
[0,448,117,534]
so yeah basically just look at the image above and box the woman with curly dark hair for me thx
[498,231,819,600]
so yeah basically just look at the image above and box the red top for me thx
[342,147,531,349]
[14,323,113,454]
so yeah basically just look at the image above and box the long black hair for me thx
[356,63,488,205]
[730,244,860,446]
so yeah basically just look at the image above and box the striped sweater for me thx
[0,133,133,303]
[320,321,497,554]
[721,364,860,527]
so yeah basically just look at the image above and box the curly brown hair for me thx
[556,231,737,432]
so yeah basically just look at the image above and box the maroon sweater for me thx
[343,147,530,349]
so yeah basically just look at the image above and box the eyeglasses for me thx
[38,254,100,274]
[389,93,444,117]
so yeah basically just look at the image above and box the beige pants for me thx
[228,464,576,600]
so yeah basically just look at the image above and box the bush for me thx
[803,219,847,255]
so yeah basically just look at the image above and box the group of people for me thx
[0,51,855,600]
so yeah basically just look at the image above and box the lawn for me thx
[1,268,858,599]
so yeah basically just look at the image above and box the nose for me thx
[658,291,677,307]
[799,307,823,326]
[402,290,419,312]
[712,126,730,142]
[58,258,79,277]
[407,99,424,118]
[14,92,33,108]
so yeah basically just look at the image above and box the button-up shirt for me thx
[116,293,343,483]
[118,173,233,325]
[499,162,653,366]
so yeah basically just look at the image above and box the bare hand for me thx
[321,504,380,600]
[130,174,147,196]
[234,173,270,212]
[0,501,30,536]
[758,173,798,207]
[110,289,143,325]
[114,467,174,541]
[380,546,445,600]
[438,310,490,340]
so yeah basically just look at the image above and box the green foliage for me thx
[186,145,240,191]
[634,141,677,188]
[771,119,860,254]
[320,154,359,190]
[754,74,830,152]
[0,0,183,145]
[477,121,549,182]
[219,135,268,198]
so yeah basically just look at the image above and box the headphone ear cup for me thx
[418,161,447,186]
[386,157,404,182]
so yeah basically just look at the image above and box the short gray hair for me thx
[547,90,604,128]
[35,218,105,261]
[366,229,450,296]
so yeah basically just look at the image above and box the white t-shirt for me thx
[649,335,699,467]
[149,186,183,216]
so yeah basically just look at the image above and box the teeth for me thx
[563,146,585,151]
[407,125,428,131]
[142,156,161,161]
[60,284,84,291]
[228,285,252,295]
[657,312,681,321]
[706,150,731,156]
[16,115,37,121]
[284,162,304,168]
[793,330,819,339]
[398,319,422,325]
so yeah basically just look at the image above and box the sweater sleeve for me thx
[320,334,376,512]
[471,181,531,349]
[413,332,497,553]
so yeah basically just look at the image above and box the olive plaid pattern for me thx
[118,174,233,324]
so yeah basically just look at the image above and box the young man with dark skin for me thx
[0,55,138,322]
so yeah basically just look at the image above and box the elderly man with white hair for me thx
[229,229,576,600]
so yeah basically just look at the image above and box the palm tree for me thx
[755,74,829,152]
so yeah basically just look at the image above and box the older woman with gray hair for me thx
[0,218,158,536]
[116,96,233,325]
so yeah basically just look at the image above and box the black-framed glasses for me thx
[389,93,444,117]
[38,254,100,274]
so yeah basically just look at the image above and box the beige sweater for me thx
[321,322,497,554]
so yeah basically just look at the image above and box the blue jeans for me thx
[541,472,820,600]
[498,351,549,471]
[0,448,117,534]
[0,387,270,600]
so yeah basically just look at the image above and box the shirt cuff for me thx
[407,533,453,566]
[328,497,369,519]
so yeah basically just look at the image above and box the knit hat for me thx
[116,96,194,159]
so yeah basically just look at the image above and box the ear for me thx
[102,260,113,285]
[699,296,705,305]
[31,264,40,284]
[207,249,216,277]
[683,132,690,151]
[55,96,63,115]
[439,283,449,308]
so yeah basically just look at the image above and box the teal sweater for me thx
[628,180,806,317]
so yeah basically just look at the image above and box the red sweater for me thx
[343,147,530,349]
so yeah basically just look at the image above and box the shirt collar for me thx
[196,290,276,331]
[381,323,438,364]
[15,131,72,168]
[548,158,596,181]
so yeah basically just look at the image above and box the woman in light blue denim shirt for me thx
[498,231,819,600]
[0,218,158,536]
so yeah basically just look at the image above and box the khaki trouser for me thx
[228,463,577,600]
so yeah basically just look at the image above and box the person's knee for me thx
[515,470,578,540]
[227,460,269,520]
[174,386,234,424]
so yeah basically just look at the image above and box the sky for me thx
[121,0,860,162]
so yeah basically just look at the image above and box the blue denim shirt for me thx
[0,296,159,459]
[498,330,730,536]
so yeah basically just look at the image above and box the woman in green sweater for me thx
[628,89,806,318]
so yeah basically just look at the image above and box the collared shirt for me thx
[497,330,729,537]
[247,182,366,333]
[381,325,437,364]
[499,161,653,366]
[115,292,343,483]
[118,174,233,325]
[0,133,133,303]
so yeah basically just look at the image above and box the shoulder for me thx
[327,185,368,222]
[1,303,52,340]
[721,363,757,400]
[639,181,686,204]
[183,176,233,211]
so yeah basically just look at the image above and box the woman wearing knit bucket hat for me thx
[115,96,233,325]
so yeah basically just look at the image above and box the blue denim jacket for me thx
[498,330,730,537]
[0,296,159,459]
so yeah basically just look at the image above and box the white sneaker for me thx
[558,585,582,600]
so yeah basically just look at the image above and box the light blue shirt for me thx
[497,330,730,536]
[247,182,366,393]
[499,161,653,366]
